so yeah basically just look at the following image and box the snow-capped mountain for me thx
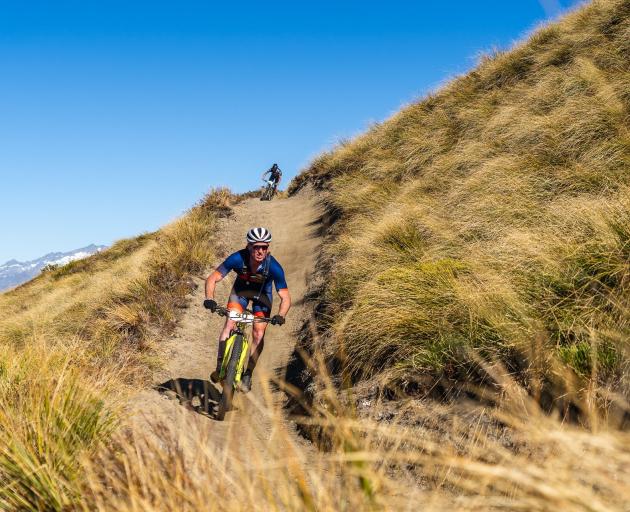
[0,244,106,292]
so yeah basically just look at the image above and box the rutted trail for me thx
[132,189,321,462]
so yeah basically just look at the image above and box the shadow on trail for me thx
[156,378,223,420]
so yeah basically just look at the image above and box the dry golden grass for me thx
[75,364,630,512]
[1,1,629,509]
[0,338,118,510]
[290,0,630,414]
[0,237,155,352]
[0,188,234,508]
[0,188,233,370]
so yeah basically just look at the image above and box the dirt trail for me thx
[133,189,321,464]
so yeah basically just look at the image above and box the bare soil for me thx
[129,189,321,465]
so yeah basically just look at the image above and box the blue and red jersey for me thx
[215,249,287,313]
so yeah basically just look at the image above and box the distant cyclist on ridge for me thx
[203,227,291,393]
[261,163,282,199]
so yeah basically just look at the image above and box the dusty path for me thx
[133,189,321,467]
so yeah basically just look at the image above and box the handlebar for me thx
[213,306,272,324]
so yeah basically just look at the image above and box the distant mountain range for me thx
[0,244,106,292]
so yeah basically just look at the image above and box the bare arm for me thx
[277,288,291,317]
[205,270,224,300]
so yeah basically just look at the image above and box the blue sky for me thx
[0,0,582,263]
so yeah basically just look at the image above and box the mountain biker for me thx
[261,163,282,194]
[203,227,291,393]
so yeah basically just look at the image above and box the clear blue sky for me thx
[0,0,582,263]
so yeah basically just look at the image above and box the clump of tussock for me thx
[0,188,237,508]
[0,340,116,510]
[78,365,630,512]
[1,188,235,380]
[290,0,630,412]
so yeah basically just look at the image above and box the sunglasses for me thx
[251,245,269,252]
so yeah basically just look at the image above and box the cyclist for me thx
[261,163,282,195]
[203,227,291,392]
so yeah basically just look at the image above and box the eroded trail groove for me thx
[134,189,321,466]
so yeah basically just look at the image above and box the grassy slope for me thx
[0,2,629,509]
[290,0,630,412]
[0,189,232,509]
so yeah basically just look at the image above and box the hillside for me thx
[0,244,107,292]
[290,0,630,420]
[0,1,629,510]
[0,190,229,509]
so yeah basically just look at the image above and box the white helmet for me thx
[246,227,272,244]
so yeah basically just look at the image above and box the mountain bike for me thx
[212,306,272,420]
[260,179,278,201]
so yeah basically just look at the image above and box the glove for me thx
[271,315,285,326]
[203,299,217,312]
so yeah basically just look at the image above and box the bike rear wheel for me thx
[216,334,244,420]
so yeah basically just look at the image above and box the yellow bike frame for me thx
[220,331,250,385]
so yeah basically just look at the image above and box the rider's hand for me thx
[271,315,285,326]
[203,299,217,312]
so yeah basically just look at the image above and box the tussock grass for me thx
[78,366,630,511]
[290,0,630,411]
[0,340,116,510]
[0,188,232,374]
[0,0,629,508]
[0,188,234,508]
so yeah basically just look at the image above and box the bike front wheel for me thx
[216,334,244,420]
[260,184,273,201]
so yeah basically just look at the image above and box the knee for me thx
[252,328,266,344]
[221,320,235,337]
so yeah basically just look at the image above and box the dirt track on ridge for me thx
[132,189,321,466]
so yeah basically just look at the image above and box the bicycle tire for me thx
[261,184,273,201]
[216,334,244,421]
